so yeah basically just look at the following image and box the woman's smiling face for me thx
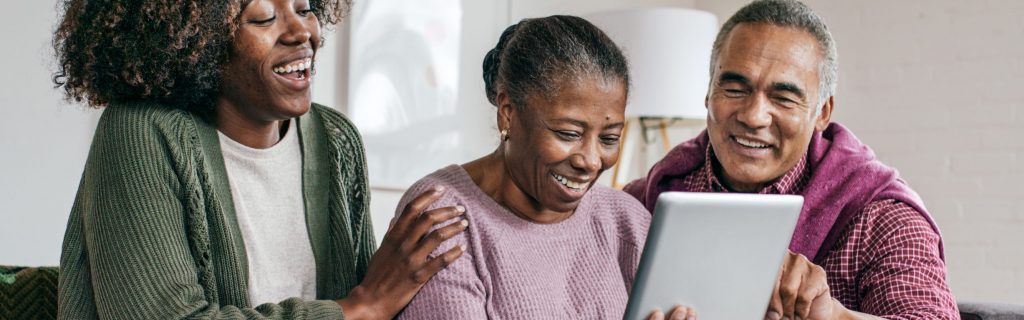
[219,0,320,122]
[500,75,627,215]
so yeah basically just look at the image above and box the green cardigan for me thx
[59,102,376,319]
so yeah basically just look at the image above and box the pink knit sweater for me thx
[395,165,651,319]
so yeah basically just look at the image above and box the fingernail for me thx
[434,186,446,193]
[765,311,781,320]
[460,219,469,227]
[456,205,466,213]
[782,317,791,320]
[459,244,467,251]
[686,316,695,320]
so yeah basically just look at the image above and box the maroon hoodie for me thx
[624,122,944,263]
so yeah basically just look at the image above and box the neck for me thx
[720,175,766,193]
[215,99,288,149]
[463,148,574,224]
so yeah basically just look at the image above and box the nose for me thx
[569,137,603,174]
[279,13,313,46]
[735,93,772,129]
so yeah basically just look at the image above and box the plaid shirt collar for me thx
[703,143,810,195]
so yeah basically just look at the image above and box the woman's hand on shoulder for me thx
[337,186,469,319]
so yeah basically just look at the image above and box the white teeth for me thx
[273,58,314,75]
[552,173,587,190]
[735,137,771,148]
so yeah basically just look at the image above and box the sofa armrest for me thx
[959,301,1024,320]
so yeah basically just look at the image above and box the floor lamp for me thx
[587,8,719,188]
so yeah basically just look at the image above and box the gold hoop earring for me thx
[500,129,509,141]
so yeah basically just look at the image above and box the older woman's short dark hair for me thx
[482,15,630,109]
[52,0,351,114]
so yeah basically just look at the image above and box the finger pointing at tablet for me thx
[766,251,833,320]
[765,252,889,320]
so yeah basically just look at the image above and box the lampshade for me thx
[587,8,719,118]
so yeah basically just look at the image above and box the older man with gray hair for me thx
[626,0,959,319]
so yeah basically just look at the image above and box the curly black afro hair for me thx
[53,0,351,114]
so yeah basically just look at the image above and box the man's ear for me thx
[814,96,834,131]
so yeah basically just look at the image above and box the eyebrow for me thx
[550,118,625,130]
[552,118,588,128]
[605,122,625,130]
[717,71,749,85]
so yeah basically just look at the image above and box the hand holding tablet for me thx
[624,192,803,320]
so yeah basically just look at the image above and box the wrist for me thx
[831,298,864,320]
[337,285,383,320]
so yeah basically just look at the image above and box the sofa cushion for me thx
[959,301,1024,320]
[0,266,59,320]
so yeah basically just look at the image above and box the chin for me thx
[546,199,582,214]
[276,99,312,118]
[723,163,772,186]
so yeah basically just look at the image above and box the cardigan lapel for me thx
[192,113,251,307]
[298,108,334,297]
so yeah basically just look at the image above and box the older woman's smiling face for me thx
[500,76,627,215]
[219,0,320,122]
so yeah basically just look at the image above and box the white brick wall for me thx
[697,0,1024,304]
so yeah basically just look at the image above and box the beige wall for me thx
[695,0,1024,304]
[0,1,98,266]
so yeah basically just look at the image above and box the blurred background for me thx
[1,0,1021,304]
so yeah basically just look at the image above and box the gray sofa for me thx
[960,301,1024,320]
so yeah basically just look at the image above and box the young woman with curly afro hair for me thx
[55,1,467,319]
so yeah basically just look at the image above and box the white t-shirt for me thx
[218,120,317,306]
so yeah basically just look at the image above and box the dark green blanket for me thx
[0,266,58,320]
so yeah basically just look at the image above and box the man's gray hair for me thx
[710,0,838,108]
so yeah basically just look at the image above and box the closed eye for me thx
[772,95,800,107]
[600,135,621,145]
[556,131,581,141]
[723,88,748,98]
[250,16,276,25]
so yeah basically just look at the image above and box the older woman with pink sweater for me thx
[394,15,694,320]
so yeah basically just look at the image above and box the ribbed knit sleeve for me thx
[323,107,376,287]
[59,105,343,319]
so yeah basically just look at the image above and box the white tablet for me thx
[624,192,803,319]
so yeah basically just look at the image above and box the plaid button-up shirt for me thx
[677,146,959,319]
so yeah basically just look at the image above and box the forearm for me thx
[834,302,886,320]
[846,310,886,320]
